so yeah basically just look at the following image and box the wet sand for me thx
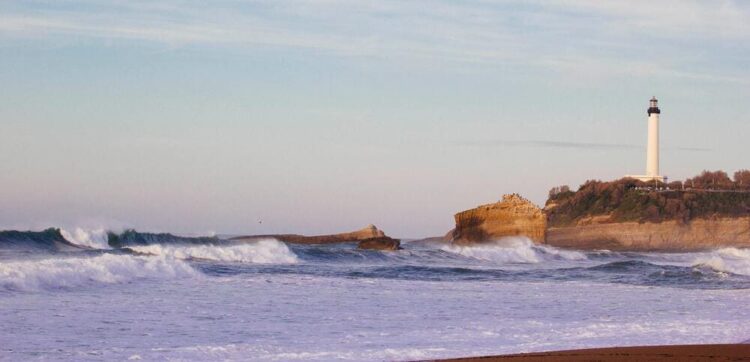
[426,344,750,362]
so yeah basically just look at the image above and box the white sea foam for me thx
[650,247,750,276]
[60,227,111,249]
[441,236,586,264]
[0,253,198,291]
[63,343,451,361]
[127,239,299,264]
[691,247,750,276]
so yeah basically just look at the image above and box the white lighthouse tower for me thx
[626,97,665,183]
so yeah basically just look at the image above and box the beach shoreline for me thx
[424,344,750,361]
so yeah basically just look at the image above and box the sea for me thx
[2,228,750,361]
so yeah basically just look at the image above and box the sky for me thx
[1,0,749,237]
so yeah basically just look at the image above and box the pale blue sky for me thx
[1,1,749,237]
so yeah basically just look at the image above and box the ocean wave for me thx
[0,227,227,253]
[107,229,220,247]
[440,237,586,264]
[60,227,111,249]
[690,248,750,276]
[126,239,299,264]
[587,260,654,272]
[0,253,198,292]
[0,228,80,251]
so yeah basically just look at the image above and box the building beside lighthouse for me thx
[626,97,666,183]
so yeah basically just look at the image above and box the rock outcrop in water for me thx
[357,236,401,251]
[232,224,401,250]
[448,194,547,244]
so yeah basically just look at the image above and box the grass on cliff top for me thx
[546,171,750,227]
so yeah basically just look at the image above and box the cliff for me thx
[546,177,750,227]
[545,217,750,251]
[232,224,401,250]
[446,175,750,250]
[540,175,750,250]
[449,194,546,244]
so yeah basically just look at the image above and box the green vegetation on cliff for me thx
[546,170,750,227]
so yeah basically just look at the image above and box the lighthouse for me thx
[646,96,661,178]
[626,97,665,183]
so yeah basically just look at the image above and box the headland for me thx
[446,170,750,251]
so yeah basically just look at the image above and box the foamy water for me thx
[2,231,750,361]
[0,253,198,291]
[59,227,111,250]
[630,247,750,276]
[441,237,587,264]
[126,239,298,264]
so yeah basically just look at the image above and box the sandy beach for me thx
[428,344,750,362]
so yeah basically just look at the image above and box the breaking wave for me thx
[440,237,586,264]
[0,253,198,292]
[106,229,220,248]
[0,228,80,251]
[0,228,223,252]
[690,248,750,276]
[60,227,111,249]
[126,239,299,264]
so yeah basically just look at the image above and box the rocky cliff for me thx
[449,194,547,244]
[545,217,750,251]
[540,176,750,250]
[447,191,750,251]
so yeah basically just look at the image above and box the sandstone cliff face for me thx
[450,194,546,244]
[545,217,750,251]
[232,224,391,245]
[448,191,750,250]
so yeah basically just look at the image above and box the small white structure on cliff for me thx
[626,97,666,183]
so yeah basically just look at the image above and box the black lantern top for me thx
[648,96,661,115]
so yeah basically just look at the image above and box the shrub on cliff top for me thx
[685,170,733,190]
[735,170,750,190]
[546,170,750,227]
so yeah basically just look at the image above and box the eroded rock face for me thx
[231,224,390,245]
[545,217,750,251]
[449,194,547,244]
[446,187,750,250]
[357,236,401,251]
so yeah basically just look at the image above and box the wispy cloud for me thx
[673,146,713,152]
[1,0,748,82]
[536,0,750,40]
[461,140,713,152]
[460,139,639,150]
